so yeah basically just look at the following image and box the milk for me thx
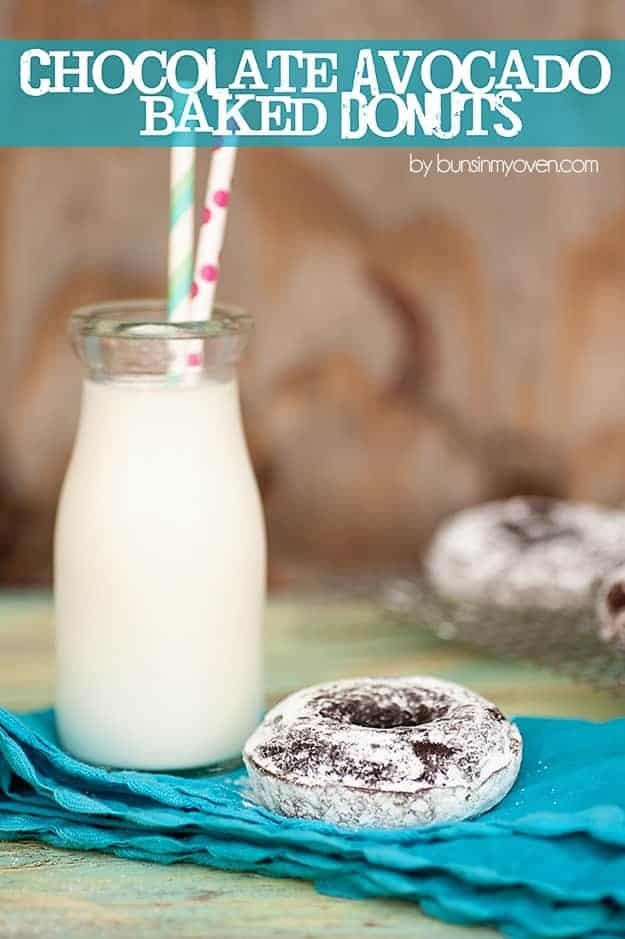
[54,375,265,770]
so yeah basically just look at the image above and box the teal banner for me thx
[2,40,624,146]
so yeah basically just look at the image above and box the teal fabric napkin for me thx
[1,708,625,939]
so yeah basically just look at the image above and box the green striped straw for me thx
[168,139,195,322]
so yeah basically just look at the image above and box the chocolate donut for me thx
[425,497,625,610]
[596,563,625,647]
[243,677,522,829]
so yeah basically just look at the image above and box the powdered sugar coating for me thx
[425,497,625,610]
[243,676,522,829]
[596,562,625,648]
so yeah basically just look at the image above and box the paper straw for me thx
[168,143,195,322]
[190,140,237,321]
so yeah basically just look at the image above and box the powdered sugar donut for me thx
[425,497,625,610]
[596,563,625,647]
[243,676,522,829]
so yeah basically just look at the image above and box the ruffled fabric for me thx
[1,709,625,938]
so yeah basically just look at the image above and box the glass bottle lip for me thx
[70,299,252,342]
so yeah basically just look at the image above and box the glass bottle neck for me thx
[70,301,251,384]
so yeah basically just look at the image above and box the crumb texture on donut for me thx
[425,497,625,609]
[243,676,522,829]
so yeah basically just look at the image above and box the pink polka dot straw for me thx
[191,139,237,321]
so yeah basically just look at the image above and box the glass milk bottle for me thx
[54,301,265,771]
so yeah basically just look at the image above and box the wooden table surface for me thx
[1,590,624,939]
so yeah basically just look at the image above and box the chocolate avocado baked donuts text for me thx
[244,676,522,829]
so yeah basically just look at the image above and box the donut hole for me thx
[317,689,448,729]
[607,582,625,614]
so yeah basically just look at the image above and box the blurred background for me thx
[1,0,625,586]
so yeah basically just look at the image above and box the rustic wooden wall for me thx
[2,1,625,583]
